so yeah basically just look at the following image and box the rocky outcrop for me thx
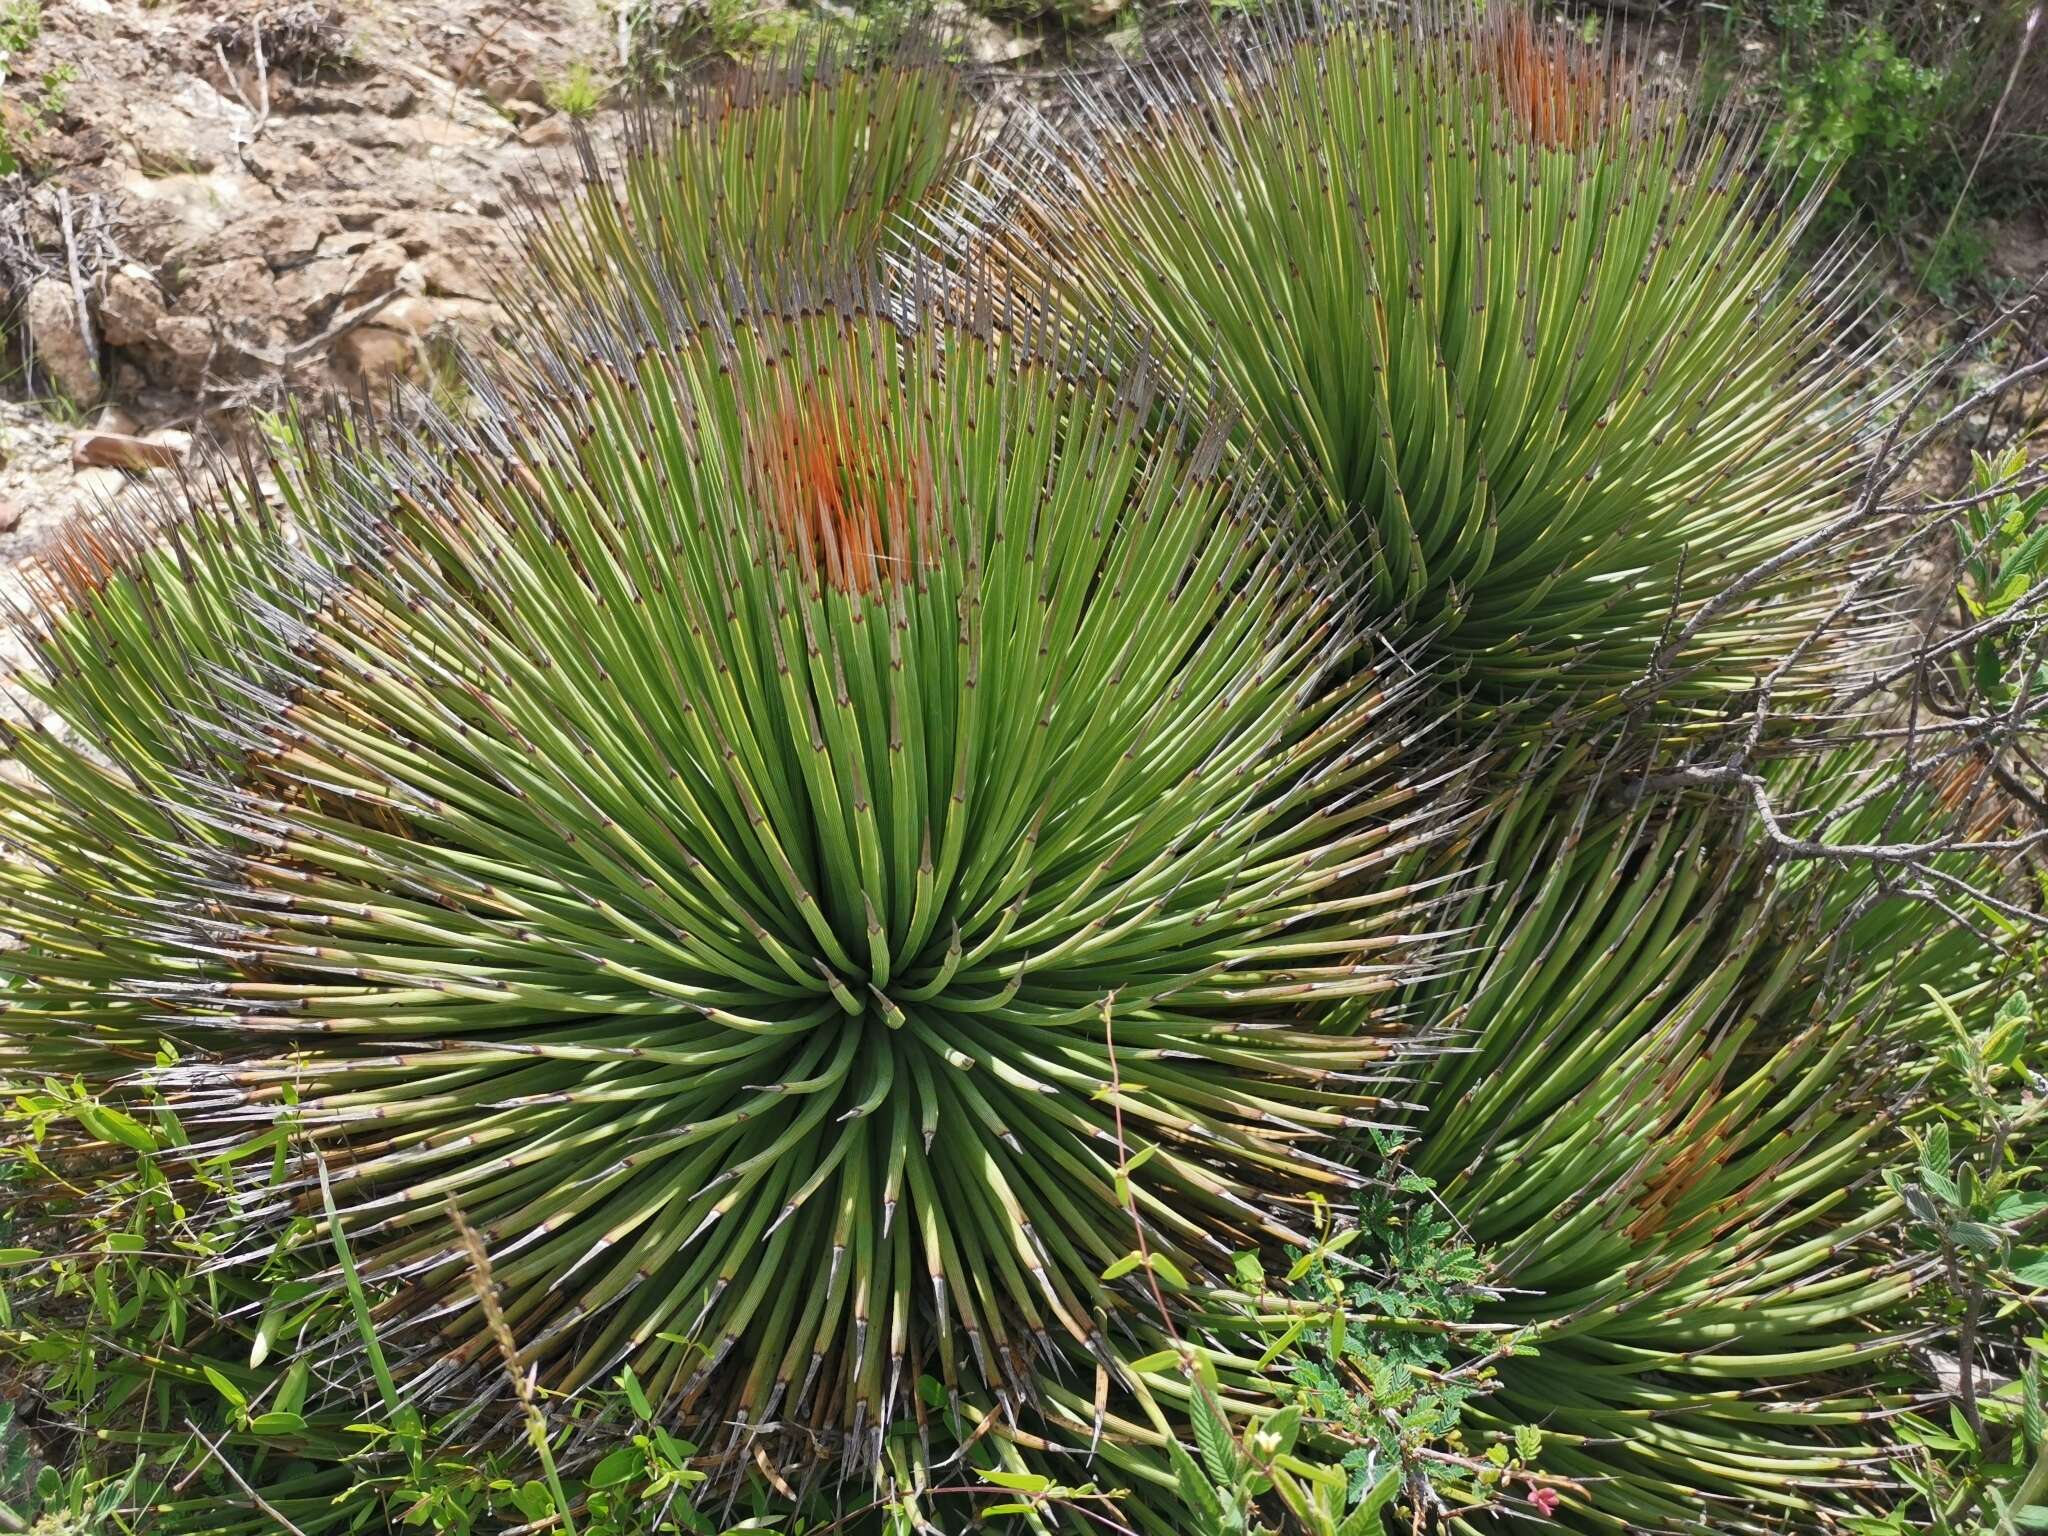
[0,0,1103,567]
[1,0,569,416]
[0,0,606,573]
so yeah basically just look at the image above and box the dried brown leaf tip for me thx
[1933,751,2025,840]
[748,374,934,597]
[1479,6,1613,151]
[33,515,132,602]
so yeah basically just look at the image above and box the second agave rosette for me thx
[987,5,1876,711]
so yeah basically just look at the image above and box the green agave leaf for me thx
[0,441,381,1074]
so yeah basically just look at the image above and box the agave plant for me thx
[989,5,1873,706]
[1394,740,2002,1532]
[0,263,1467,1502]
[2,28,974,1080]
[0,461,374,1081]
[520,28,975,331]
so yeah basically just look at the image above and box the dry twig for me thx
[1645,288,2048,925]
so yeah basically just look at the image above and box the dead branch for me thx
[222,285,403,372]
[54,188,99,385]
[1646,286,2048,925]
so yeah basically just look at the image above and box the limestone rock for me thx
[377,294,439,337]
[100,265,168,349]
[519,113,576,147]
[197,207,345,270]
[154,316,218,391]
[333,325,420,391]
[22,278,103,407]
[71,465,130,506]
[417,249,494,302]
[93,405,142,437]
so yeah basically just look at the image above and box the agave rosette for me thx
[1395,742,2000,1531]
[520,29,975,332]
[0,16,2004,1535]
[0,266,1469,1495]
[989,5,1874,706]
[1,33,973,1082]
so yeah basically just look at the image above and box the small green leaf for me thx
[78,1105,155,1154]
[1166,1438,1223,1522]
[1901,1183,1944,1229]
[978,1470,1052,1494]
[1337,1468,1401,1535]
[250,1300,287,1369]
[1950,1404,1981,1453]
[1254,1318,1308,1371]
[1951,1220,2004,1257]
[513,1481,554,1521]
[618,1365,655,1422]
[1998,524,2048,581]
[1148,1253,1188,1291]
[2010,1247,2048,1287]
[1921,1122,1952,1185]
[202,1366,247,1414]
[1191,1388,1237,1487]
[1101,1252,1144,1282]
[1976,635,2005,699]
[276,1360,311,1418]
[590,1445,642,1489]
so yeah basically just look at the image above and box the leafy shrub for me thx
[1148,1177,1549,1536]
[1279,1164,1526,1522]
[1952,443,2048,710]
[1775,22,1954,226]
[1845,977,2048,1536]
[1729,0,2048,296]
[0,0,38,60]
